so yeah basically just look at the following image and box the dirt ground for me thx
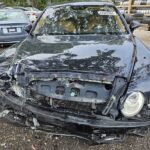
[0,30,150,150]
[134,29,150,49]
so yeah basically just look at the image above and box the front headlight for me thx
[121,92,145,118]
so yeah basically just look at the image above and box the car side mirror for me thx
[24,24,32,33]
[123,14,133,24]
[121,13,132,24]
[130,20,140,32]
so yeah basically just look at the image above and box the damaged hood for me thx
[13,34,136,78]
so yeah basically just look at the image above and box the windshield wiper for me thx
[31,32,124,37]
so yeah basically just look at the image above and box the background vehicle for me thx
[0,2,5,8]
[0,9,30,45]
[0,1,150,144]
[14,6,42,23]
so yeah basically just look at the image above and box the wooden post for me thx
[128,0,133,15]
[32,0,37,7]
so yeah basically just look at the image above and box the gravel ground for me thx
[134,29,150,48]
[0,120,149,150]
[0,30,150,150]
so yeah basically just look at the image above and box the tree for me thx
[32,0,37,7]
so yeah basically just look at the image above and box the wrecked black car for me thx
[0,1,150,144]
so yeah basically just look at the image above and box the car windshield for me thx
[33,5,127,35]
[0,10,29,23]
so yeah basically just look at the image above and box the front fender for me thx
[128,37,150,94]
[122,37,150,118]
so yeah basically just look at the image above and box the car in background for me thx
[0,9,30,45]
[26,7,42,23]
[0,1,150,145]
[14,7,42,23]
[0,2,5,8]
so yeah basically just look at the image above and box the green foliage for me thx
[0,0,28,7]
[37,0,48,10]
[0,0,48,9]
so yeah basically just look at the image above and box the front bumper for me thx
[1,91,150,129]
[0,34,28,44]
[1,90,150,144]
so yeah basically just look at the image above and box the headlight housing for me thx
[121,91,145,118]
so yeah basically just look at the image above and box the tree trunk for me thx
[32,0,36,7]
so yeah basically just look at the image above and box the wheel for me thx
[142,17,150,24]
[148,25,150,31]
[132,13,144,17]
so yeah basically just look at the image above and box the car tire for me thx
[132,13,144,17]
[148,25,150,31]
[133,17,145,22]
[142,18,150,24]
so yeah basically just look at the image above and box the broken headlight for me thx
[121,92,145,118]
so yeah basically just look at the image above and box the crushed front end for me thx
[0,59,150,144]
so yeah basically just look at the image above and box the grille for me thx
[30,91,105,115]
[51,99,104,114]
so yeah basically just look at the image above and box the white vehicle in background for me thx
[14,7,42,23]
[25,7,42,23]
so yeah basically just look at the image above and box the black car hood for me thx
[14,34,136,78]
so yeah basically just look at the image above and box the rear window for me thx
[0,10,29,23]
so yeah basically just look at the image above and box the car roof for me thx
[49,1,114,8]
[65,0,113,3]
[13,7,28,11]
[50,0,113,3]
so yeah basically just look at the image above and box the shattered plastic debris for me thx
[0,110,10,118]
